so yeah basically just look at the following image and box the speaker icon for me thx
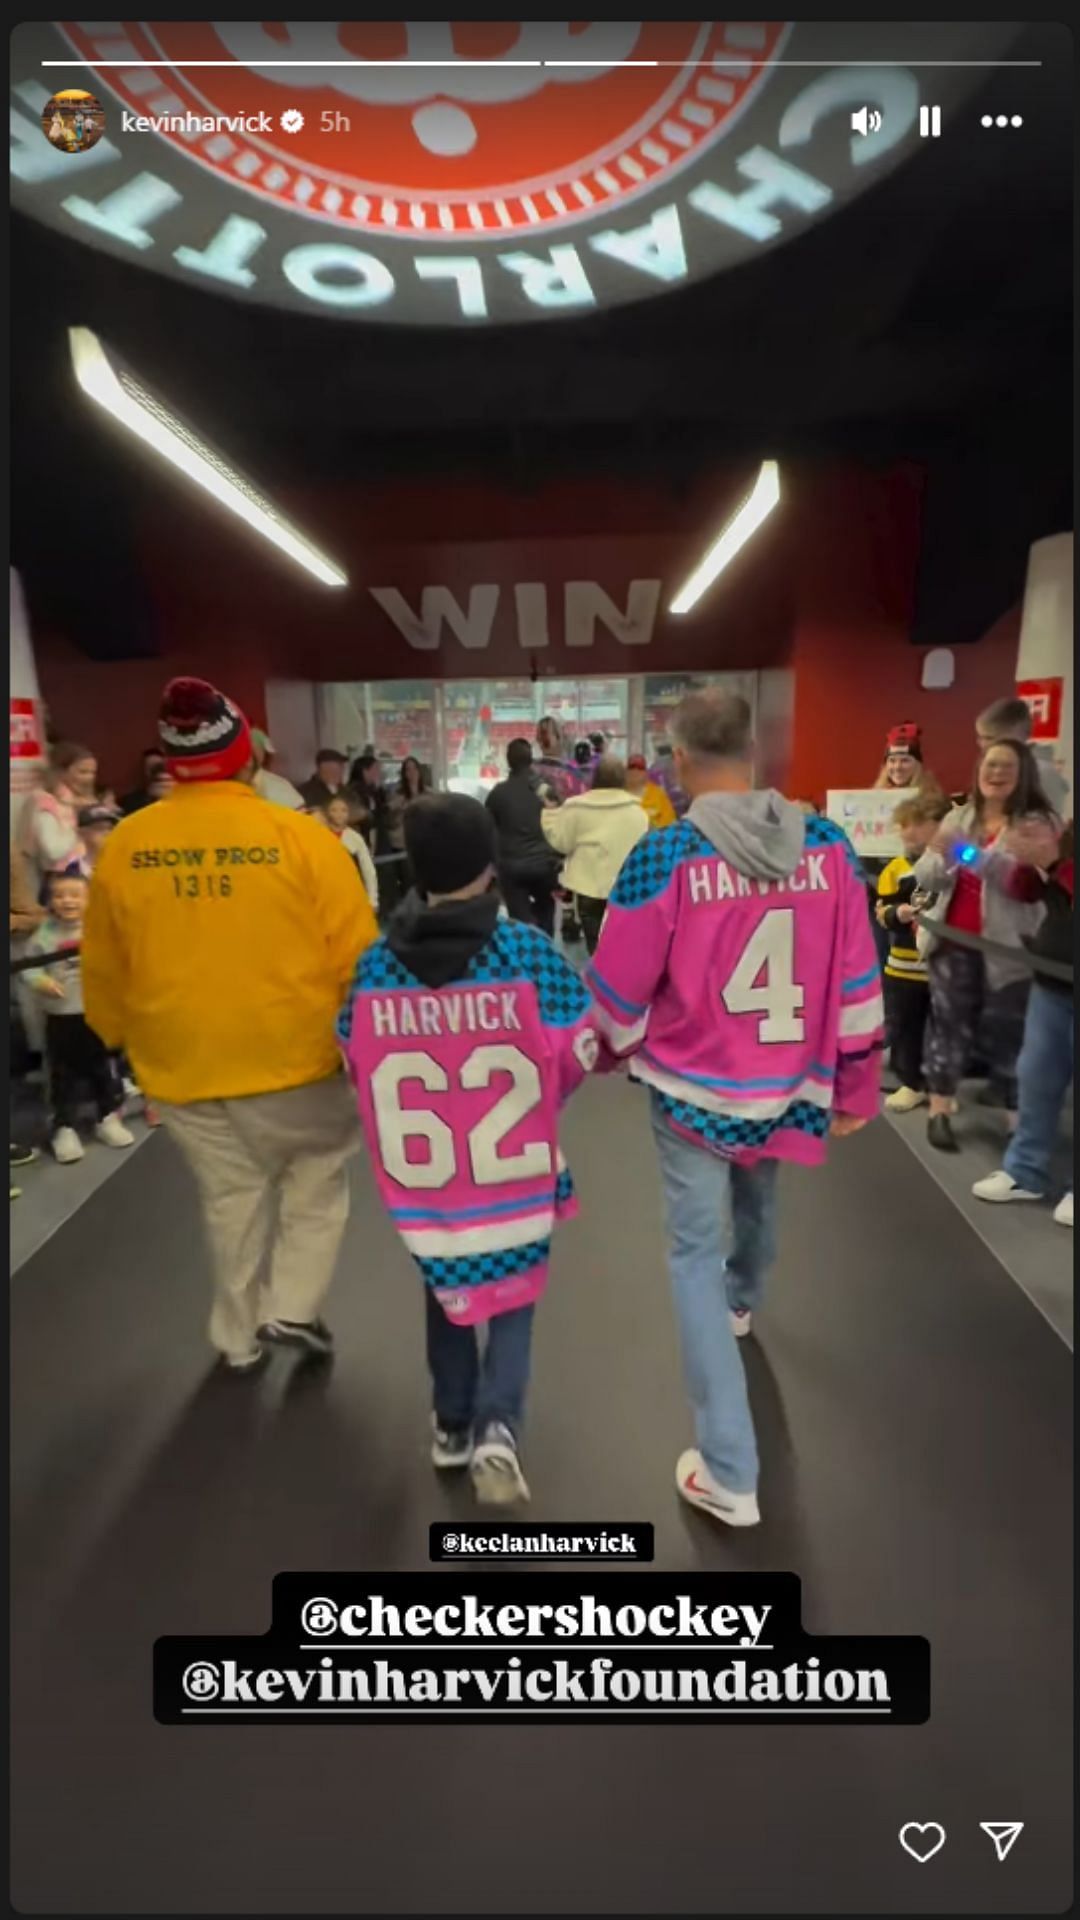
[851,106,883,137]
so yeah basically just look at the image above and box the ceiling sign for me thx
[11,20,1017,324]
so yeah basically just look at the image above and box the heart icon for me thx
[899,1822,946,1863]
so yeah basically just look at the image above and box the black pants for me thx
[425,1290,534,1436]
[925,946,1030,1105]
[863,866,890,976]
[576,894,608,955]
[499,864,558,937]
[46,1014,123,1131]
[884,978,930,1091]
[378,855,408,918]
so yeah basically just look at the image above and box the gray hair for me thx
[592,755,628,791]
[670,689,753,763]
[977,696,1032,741]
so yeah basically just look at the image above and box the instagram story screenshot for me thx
[6,17,1074,1917]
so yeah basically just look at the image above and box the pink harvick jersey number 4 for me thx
[588,814,885,1164]
[338,921,598,1325]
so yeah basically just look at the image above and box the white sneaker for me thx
[676,1449,760,1528]
[972,1169,1043,1204]
[52,1127,84,1165]
[470,1423,530,1505]
[95,1113,135,1150]
[730,1309,753,1339]
[885,1085,927,1113]
[1053,1192,1073,1228]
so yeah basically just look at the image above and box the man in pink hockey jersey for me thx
[589,690,883,1529]
[339,793,598,1506]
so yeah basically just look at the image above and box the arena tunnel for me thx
[8,19,1073,1915]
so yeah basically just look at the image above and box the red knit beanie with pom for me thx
[885,722,922,759]
[158,678,252,784]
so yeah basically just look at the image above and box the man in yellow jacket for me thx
[83,677,378,1373]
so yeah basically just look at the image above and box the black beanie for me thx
[405,793,496,897]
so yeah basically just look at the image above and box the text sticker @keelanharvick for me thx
[154,1571,931,1724]
[12,20,1018,324]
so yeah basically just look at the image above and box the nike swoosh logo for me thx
[685,1471,732,1509]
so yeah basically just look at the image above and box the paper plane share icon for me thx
[980,1822,1024,1862]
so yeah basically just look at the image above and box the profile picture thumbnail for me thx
[42,89,106,154]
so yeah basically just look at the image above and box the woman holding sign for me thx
[872,723,945,801]
[841,721,933,975]
[861,724,944,972]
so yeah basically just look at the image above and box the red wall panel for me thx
[785,470,1022,798]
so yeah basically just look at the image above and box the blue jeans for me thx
[1004,986,1074,1196]
[650,1096,779,1495]
[425,1292,534,1437]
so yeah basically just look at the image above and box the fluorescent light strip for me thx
[669,461,781,615]
[68,326,348,588]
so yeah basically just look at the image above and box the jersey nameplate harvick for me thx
[12,21,1015,324]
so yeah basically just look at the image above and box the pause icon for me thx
[919,105,942,138]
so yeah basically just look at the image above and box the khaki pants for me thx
[159,1075,361,1360]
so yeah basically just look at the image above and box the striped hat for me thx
[159,677,252,784]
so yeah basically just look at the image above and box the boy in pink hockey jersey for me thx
[589,690,884,1530]
[338,793,598,1505]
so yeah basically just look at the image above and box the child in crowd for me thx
[322,795,380,912]
[338,793,598,1504]
[24,873,135,1165]
[10,848,45,1196]
[73,804,159,1125]
[876,794,948,1111]
[74,803,120,877]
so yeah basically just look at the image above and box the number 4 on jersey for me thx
[721,909,806,1043]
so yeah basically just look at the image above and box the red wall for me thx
[31,463,1020,798]
[787,471,1022,799]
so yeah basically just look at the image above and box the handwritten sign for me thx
[825,789,904,859]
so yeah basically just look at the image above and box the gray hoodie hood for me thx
[688,789,806,880]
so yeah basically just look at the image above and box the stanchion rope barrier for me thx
[10,944,80,976]
[907,913,1071,986]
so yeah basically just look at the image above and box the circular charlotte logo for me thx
[60,22,789,239]
[41,87,105,154]
[17,20,1005,323]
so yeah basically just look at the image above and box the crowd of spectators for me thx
[9,694,1071,1230]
